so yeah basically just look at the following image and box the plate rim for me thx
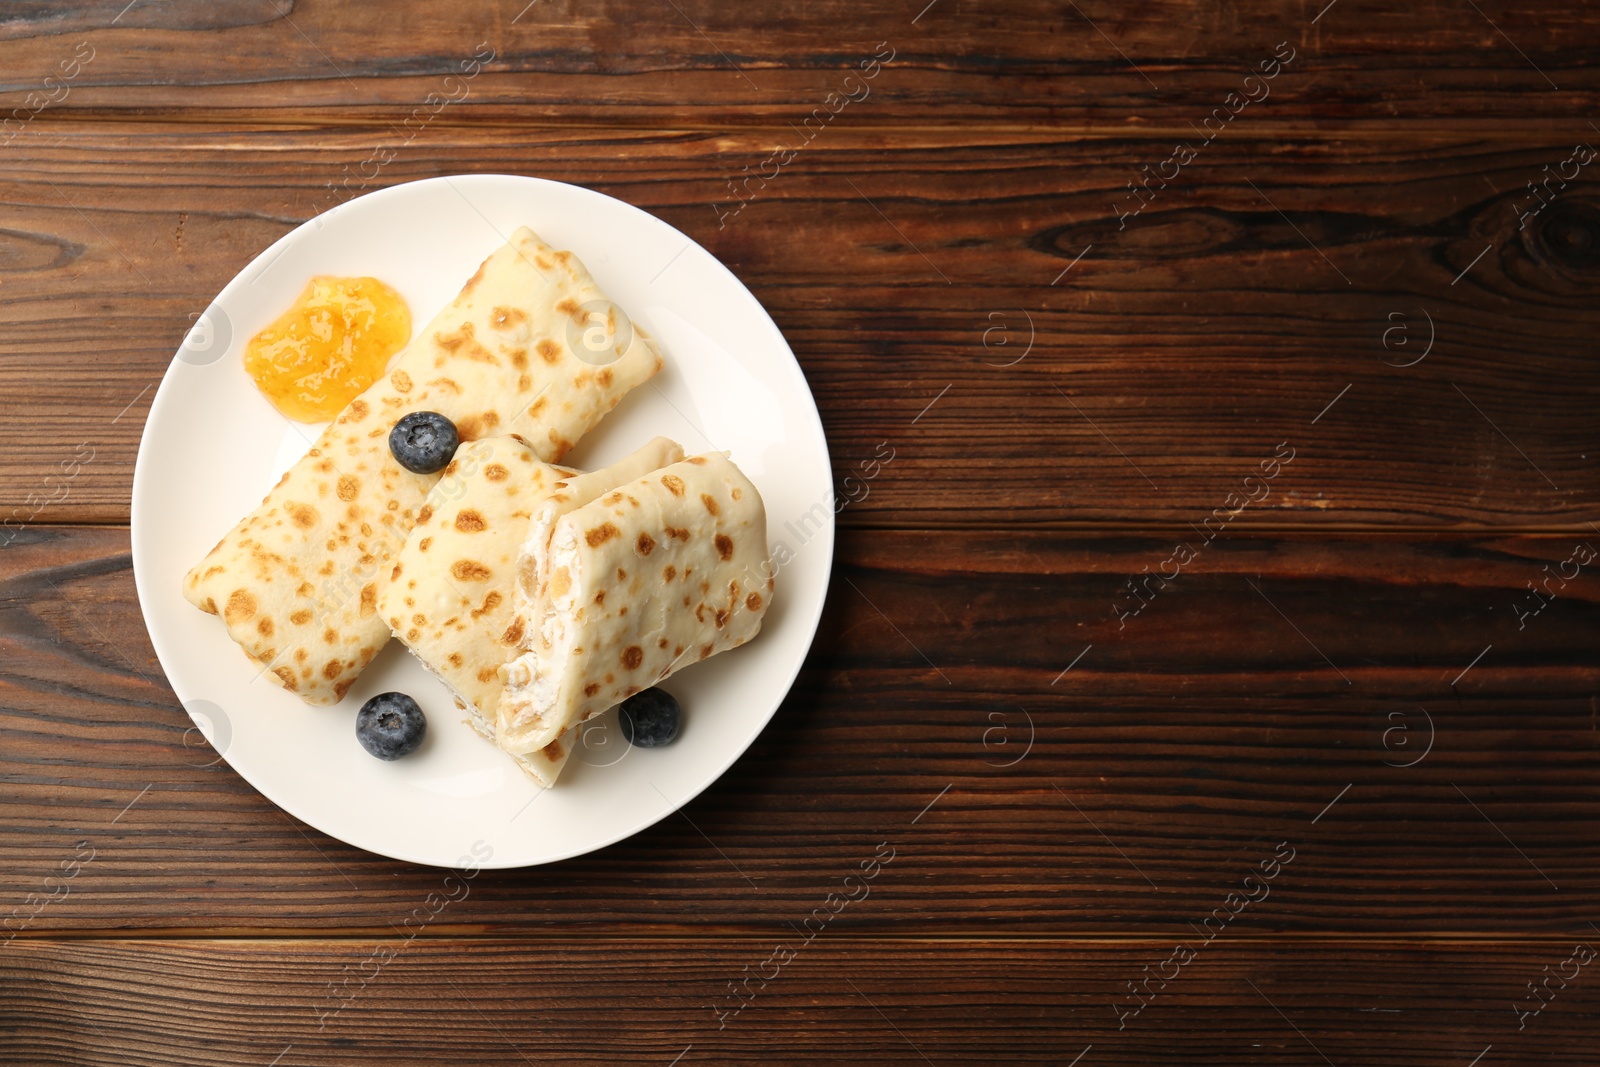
[130,172,834,869]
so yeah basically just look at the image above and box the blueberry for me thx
[389,411,459,474]
[618,688,682,748]
[356,692,427,760]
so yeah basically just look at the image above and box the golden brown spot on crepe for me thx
[447,653,463,668]
[348,399,369,420]
[616,567,627,581]
[665,526,689,541]
[484,464,510,482]
[360,522,372,537]
[661,474,685,497]
[202,565,224,580]
[604,672,614,684]
[389,563,402,581]
[322,659,343,680]
[548,431,573,456]
[701,494,719,516]
[557,298,580,316]
[418,537,432,552]
[688,456,708,465]
[462,262,487,292]
[510,348,528,370]
[406,627,420,642]
[583,683,601,697]
[224,590,257,624]
[417,505,434,525]
[324,628,339,644]
[476,666,500,683]
[333,678,354,700]
[700,643,714,660]
[295,648,308,663]
[536,255,554,271]
[598,368,613,387]
[715,609,730,628]
[618,606,628,616]
[636,532,656,556]
[337,475,360,501]
[257,617,275,637]
[746,593,763,611]
[391,369,412,393]
[502,618,524,646]
[457,416,482,440]
[675,644,685,657]
[536,339,561,364]
[436,326,468,352]
[528,397,547,417]
[426,377,462,393]
[663,565,676,581]
[288,503,319,529]
[259,647,277,663]
[715,534,734,561]
[290,610,313,625]
[452,560,492,581]
[603,491,624,506]
[387,500,398,511]
[273,666,298,691]
[696,604,706,623]
[483,412,499,429]
[550,567,571,597]
[455,509,487,533]
[473,591,503,618]
[658,637,670,649]
[594,590,606,605]
[574,372,591,389]
[731,486,743,501]
[359,583,377,617]
[492,307,527,331]
[586,523,620,547]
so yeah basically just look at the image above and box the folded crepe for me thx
[376,435,577,784]
[183,226,663,705]
[498,449,773,760]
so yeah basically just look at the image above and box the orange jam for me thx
[243,276,411,422]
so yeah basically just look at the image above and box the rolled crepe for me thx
[183,226,663,705]
[498,450,773,759]
[376,435,577,784]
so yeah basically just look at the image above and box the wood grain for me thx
[2,525,1594,935]
[3,937,1597,1066]
[0,0,1595,127]
[0,127,1597,529]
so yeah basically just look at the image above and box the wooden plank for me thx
[1,126,1598,530]
[3,937,1597,1065]
[0,1,1595,127]
[2,525,1595,935]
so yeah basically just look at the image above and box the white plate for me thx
[131,174,833,868]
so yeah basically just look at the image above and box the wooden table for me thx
[2,2,1597,1063]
